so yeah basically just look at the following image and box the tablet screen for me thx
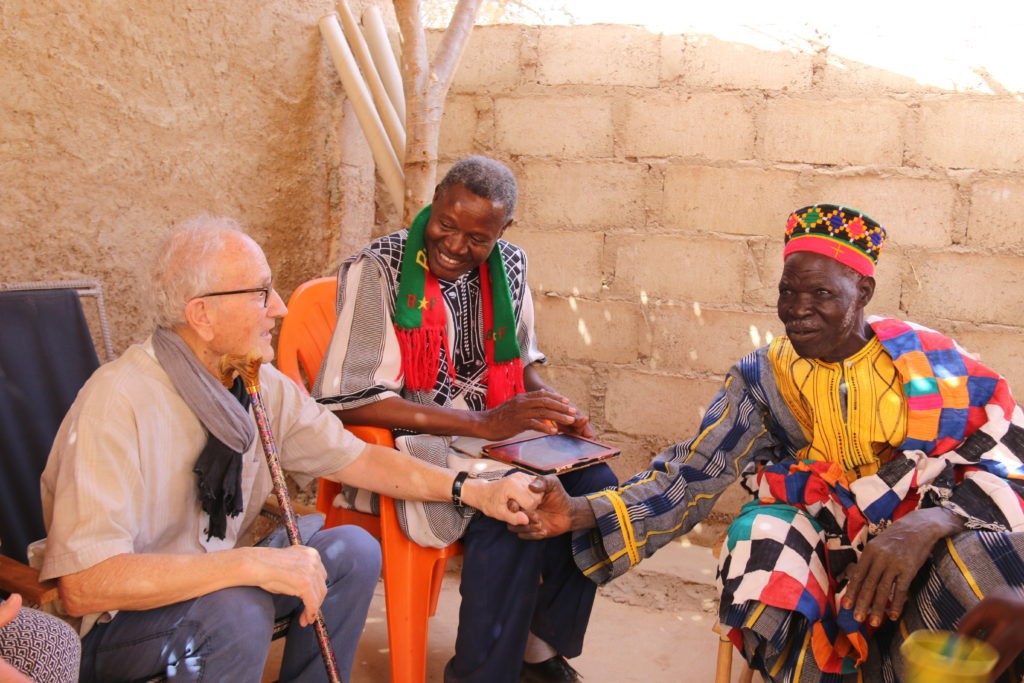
[484,434,617,472]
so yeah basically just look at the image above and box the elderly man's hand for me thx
[477,390,588,441]
[507,475,597,540]
[247,545,329,627]
[958,588,1024,679]
[461,472,542,526]
[843,507,965,627]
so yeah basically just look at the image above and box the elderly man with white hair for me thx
[35,215,540,682]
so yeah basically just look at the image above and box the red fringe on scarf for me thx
[395,325,445,392]
[485,357,525,409]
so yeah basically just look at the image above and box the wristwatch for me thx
[451,470,477,516]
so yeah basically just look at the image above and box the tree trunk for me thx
[394,0,482,224]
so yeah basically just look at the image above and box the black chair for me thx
[0,284,104,567]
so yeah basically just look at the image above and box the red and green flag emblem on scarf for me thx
[395,206,524,407]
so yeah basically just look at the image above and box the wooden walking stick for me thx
[220,351,343,683]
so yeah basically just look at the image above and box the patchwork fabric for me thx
[573,318,1024,681]
[720,318,1024,678]
[871,317,1010,454]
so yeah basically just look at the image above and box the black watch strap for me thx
[452,470,473,509]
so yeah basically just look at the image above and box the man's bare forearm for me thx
[333,397,484,438]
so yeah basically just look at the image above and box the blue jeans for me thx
[78,524,381,682]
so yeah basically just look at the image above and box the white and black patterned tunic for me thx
[315,229,543,422]
[313,229,545,546]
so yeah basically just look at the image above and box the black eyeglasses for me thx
[194,279,274,308]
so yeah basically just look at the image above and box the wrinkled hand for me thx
[249,545,328,627]
[465,472,542,526]
[843,507,961,627]
[508,475,591,540]
[478,390,587,440]
[0,593,21,629]
[958,588,1024,679]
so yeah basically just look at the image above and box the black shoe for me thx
[520,656,582,683]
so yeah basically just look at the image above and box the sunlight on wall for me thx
[749,324,762,348]
[527,0,1024,93]
[577,317,592,345]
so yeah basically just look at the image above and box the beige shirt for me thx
[37,340,365,627]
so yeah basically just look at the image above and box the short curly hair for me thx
[436,155,518,223]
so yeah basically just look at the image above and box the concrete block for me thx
[529,364,596,421]
[620,92,755,160]
[913,100,1024,171]
[795,176,956,248]
[662,34,813,91]
[512,227,606,297]
[867,244,905,317]
[605,368,722,437]
[760,98,906,166]
[647,304,782,374]
[495,96,614,158]
[602,437,658,483]
[536,25,659,87]
[967,179,1024,251]
[662,165,801,235]
[438,95,482,157]
[427,26,524,94]
[534,294,647,365]
[902,252,1024,326]
[948,326,1024,399]
[609,235,749,304]
[518,160,653,228]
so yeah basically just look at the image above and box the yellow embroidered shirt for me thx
[768,335,908,480]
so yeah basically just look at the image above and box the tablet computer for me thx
[481,433,620,475]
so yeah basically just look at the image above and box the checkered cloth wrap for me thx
[720,318,1024,679]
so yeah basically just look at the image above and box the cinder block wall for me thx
[432,25,1024,513]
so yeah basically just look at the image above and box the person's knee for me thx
[317,525,382,587]
[178,587,274,661]
[561,463,618,496]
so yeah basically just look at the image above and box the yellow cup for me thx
[900,630,998,683]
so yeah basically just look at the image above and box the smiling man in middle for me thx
[314,155,616,683]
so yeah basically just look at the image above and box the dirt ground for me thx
[264,538,754,682]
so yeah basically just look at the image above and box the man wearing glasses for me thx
[34,215,541,682]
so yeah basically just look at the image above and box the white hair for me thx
[150,215,247,329]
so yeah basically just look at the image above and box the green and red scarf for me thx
[394,206,524,407]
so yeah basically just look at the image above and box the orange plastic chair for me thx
[276,276,464,683]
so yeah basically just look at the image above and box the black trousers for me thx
[444,464,618,683]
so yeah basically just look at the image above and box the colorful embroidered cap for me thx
[784,204,887,276]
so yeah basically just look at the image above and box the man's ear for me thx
[498,217,513,240]
[183,298,216,342]
[857,276,876,308]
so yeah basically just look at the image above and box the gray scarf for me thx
[152,327,255,539]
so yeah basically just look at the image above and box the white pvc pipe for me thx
[319,13,405,211]
[361,5,406,125]
[335,0,406,163]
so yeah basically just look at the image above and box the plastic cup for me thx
[900,630,999,683]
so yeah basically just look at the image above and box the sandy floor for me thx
[264,539,755,682]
